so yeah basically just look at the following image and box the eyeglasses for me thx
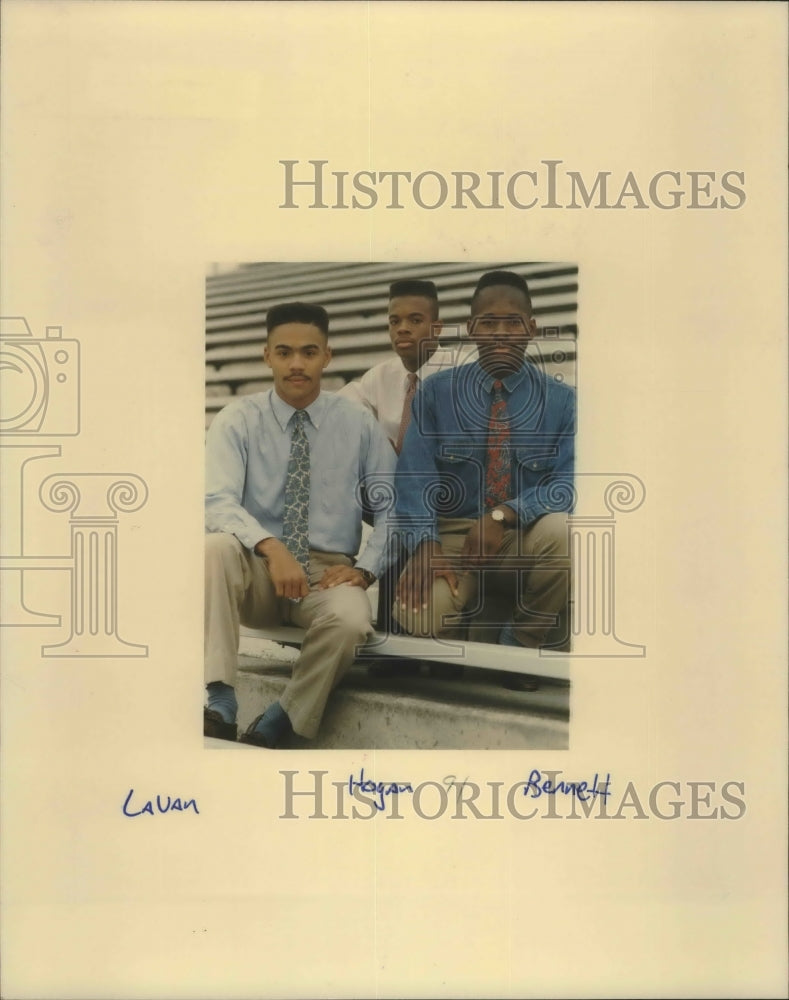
[469,314,529,335]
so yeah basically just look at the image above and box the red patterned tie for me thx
[394,372,418,454]
[485,380,511,507]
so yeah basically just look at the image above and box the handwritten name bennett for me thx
[524,769,611,803]
[122,788,199,817]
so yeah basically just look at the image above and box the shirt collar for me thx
[473,360,529,394]
[409,348,449,382]
[269,389,327,431]
[398,360,427,386]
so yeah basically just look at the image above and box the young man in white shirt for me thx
[339,278,475,453]
[339,279,475,675]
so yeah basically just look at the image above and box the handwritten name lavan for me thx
[122,789,199,817]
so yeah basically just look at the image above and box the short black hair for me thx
[266,301,329,337]
[389,279,439,318]
[470,270,532,314]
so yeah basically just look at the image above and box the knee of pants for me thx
[205,532,246,577]
[313,590,372,640]
[391,580,464,639]
[525,512,570,557]
[392,602,431,638]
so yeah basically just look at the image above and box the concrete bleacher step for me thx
[227,654,569,750]
[206,332,576,370]
[205,351,394,386]
[206,276,579,321]
[206,261,577,305]
[205,320,577,361]
[206,330,393,362]
[206,290,579,334]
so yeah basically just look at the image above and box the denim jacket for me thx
[393,360,575,552]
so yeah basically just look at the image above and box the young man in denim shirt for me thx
[393,271,574,667]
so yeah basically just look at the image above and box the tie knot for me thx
[493,380,504,394]
[407,373,418,387]
[292,409,307,427]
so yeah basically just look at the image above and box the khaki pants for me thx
[205,532,372,739]
[393,513,571,649]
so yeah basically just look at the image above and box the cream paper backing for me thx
[1,2,786,997]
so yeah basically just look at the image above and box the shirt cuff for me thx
[238,526,274,552]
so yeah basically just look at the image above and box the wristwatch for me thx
[357,567,376,587]
[489,508,508,524]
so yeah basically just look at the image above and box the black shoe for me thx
[238,714,277,748]
[204,708,238,742]
[238,712,293,748]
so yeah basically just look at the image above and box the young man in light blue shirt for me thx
[204,302,396,746]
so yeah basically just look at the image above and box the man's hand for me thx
[459,514,506,568]
[397,540,460,614]
[318,565,369,590]
[255,537,309,599]
[459,507,520,567]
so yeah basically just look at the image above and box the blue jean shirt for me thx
[394,360,575,551]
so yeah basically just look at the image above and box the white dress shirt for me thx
[337,343,478,447]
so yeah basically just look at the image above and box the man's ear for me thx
[431,321,443,339]
[322,345,332,369]
[526,316,537,340]
[263,344,271,366]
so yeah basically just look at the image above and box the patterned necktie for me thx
[282,409,311,575]
[394,372,418,454]
[485,380,511,507]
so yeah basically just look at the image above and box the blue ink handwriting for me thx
[523,770,611,802]
[348,768,413,812]
[122,788,199,817]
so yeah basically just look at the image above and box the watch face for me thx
[491,509,504,522]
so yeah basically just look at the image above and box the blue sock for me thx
[498,621,521,647]
[206,681,238,724]
[252,701,293,746]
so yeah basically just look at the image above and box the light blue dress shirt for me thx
[206,390,397,579]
